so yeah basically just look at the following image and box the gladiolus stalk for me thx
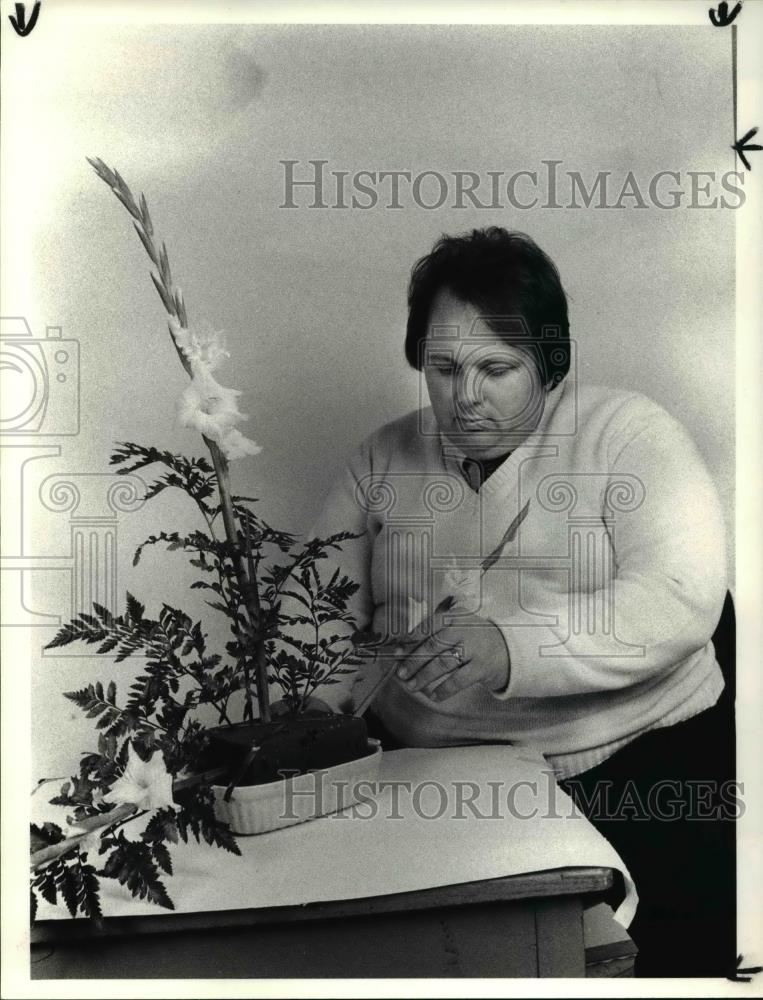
[88,158,270,724]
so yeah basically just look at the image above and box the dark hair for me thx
[405,228,571,389]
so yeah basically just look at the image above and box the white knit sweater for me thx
[305,380,727,778]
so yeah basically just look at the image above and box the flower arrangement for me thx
[30,161,373,923]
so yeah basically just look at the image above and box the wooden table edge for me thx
[32,865,615,943]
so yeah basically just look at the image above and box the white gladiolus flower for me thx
[102,745,174,811]
[168,316,229,373]
[177,370,246,440]
[169,317,262,462]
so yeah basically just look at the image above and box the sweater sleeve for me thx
[278,434,378,712]
[490,399,728,699]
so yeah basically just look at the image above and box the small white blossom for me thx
[442,559,482,610]
[221,427,262,461]
[407,596,428,633]
[102,745,174,811]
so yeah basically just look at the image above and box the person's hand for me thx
[386,610,510,702]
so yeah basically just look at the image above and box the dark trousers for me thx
[368,686,737,979]
[559,683,737,978]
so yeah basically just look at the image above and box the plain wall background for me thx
[2,23,734,776]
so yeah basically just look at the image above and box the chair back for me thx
[711,591,736,704]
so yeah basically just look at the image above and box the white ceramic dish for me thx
[212,739,383,835]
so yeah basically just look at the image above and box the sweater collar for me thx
[436,378,571,496]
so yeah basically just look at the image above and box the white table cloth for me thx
[34,744,638,927]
